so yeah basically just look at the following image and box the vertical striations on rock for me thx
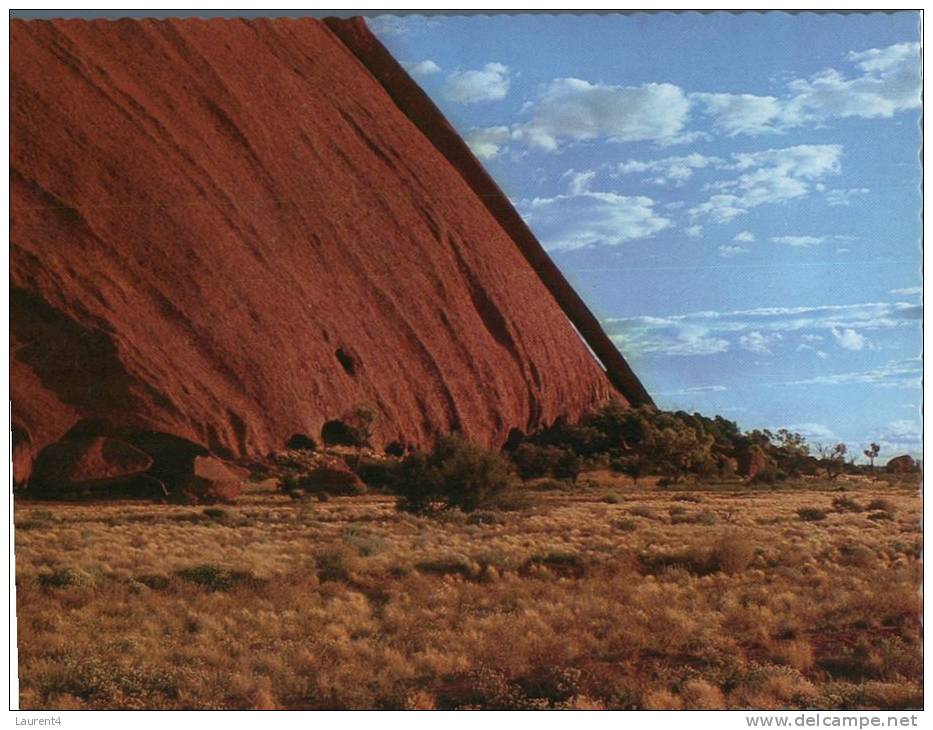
[10,16,650,483]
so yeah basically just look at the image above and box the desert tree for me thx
[816,442,849,481]
[863,442,881,478]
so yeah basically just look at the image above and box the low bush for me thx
[671,509,718,526]
[867,498,896,513]
[510,443,561,480]
[707,533,755,574]
[832,496,864,513]
[175,564,259,592]
[394,435,515,514]
[353,457,401,490]
[797,507,827,522]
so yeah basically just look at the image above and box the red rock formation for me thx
[10,17,649,483]
[885,455,918,474]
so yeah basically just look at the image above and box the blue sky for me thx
[368,12,922,461]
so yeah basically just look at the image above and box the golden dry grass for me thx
[14,477,922,710]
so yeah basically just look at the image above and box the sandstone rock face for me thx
[30,436,153,489]
[885,455,918,474]
[11,17,648,484]
[301,465,368,496]
[178,456,242,504]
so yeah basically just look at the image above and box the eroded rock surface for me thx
[11,17,648,485]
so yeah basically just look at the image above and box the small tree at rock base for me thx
[394,434,515,515]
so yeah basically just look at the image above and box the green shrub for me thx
[671,509,718,526]
[394,435,515,514]
[552,450,581,482]
[38,567,95,589]
[510,443,561,480]
[175,564,258,591]
[354,457,401,489]
[797,507,827,522]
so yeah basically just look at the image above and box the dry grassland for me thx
[14,477,922,710]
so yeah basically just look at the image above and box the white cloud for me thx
[562,169,596,195]
[739,330,782,355]
[733,230,756,243]
[517,78,690,151]
[782,423,836,441]
[691,92,783,135]
[730,145,843,178]
[524,191,671,250]
[778,359,920,388]
[613,153,722,186]
[443,63,510,103]
[831,327,869,351]
[825,187,870,206]
[689,145,842,222]
[771,235,826,247]
[797,344,830,359]
[366,15,438,37]
[657,384,728,396]
[611,327,730,357]
[404,59,441,77]
[718,244,749,258]
[464,126,513,159]
[603,301,919,360]
[784,42,921,124]
[889,286,921,297]
[691,43,919,135]
[685,225,703,239]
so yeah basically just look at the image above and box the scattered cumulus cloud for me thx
[733,231,756,243]
[784,42,921,123]
[523,190,671,250]
[772,235,826,247]
[610,325,730,357]
[889,286,921,297]
[739,331,782,355]
[825,187,871,206]
[656,384,728,396]
[404,59,441,77]
[604,301,919,359]
[776,358,920,388]
[443,63,510,103]
[516,78,690,151]
[685,225,703,239]
[464,126,513,159]
[718,244,749,258]
[692,92,783,135]
[796,343,830,359]
[831,327,870,351]
[612,153,722,186]
[692,43,920,134]
[689,145,843,223]
[562,169,597,195]
[366,15,438,37]
[782,423,836,441]
[450,43,918,155]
